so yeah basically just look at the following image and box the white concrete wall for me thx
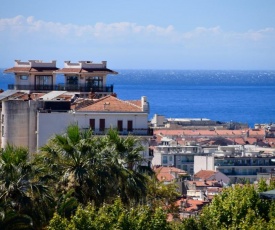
[74,112,148,131]
[64,61,107,69]
[37,111,149,148]
[37,112,74,148]
[37,111,151,165]
[1,100,43,154]
[194,155,215,174]
[152,151,162,166]
[209,172,230,184]
[15,60,56,68]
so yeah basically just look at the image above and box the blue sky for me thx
[1,0,275,69]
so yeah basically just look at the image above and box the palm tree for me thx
[0,144,54,229]
[102,129,152,205]
[40,125,97,204]
[40,125,152,207]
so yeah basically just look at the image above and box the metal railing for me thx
[86,128,153,136]
[8,84,114,92]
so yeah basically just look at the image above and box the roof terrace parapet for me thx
[64,61,107,69]
[14,60,57,68]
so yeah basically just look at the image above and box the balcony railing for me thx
[215,161,275,167]
[83,128,153,136]
[8,84,114,93]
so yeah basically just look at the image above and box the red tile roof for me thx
[153,166,187,182]
[56,68,118,74]
[194,170,217,180]
[75,95,143,112]
[175,198,208,212]
[154,129,249,137]
[4,67,58,73]
[190,180,218,187]
[245,137,257,144]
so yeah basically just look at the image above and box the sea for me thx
[1,69,275,128]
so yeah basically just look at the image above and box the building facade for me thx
[1,60,152,165]
[152,136,204,175]
[194,146,275,183]
[4,59,118,96]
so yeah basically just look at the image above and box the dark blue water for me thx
[1,69,275,127]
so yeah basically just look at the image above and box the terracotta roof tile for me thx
[175,198,208,212]
[245,137,257,144]
[56,68,81,73]
[57,68,118,74]
[194,170,217,180]
[4,67,31,73]
[153,166,187,182]
[154,129,249,138]
[188,180,218,187]
[126,100,141,107]
[75,95,143,112]
[249,129,265,137]
[4,67,58,73]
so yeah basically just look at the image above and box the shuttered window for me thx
[117,120,123,131]
[90,119,95,130]
[127,120,133,132]
[99,119,105,131]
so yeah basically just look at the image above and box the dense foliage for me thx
[0,125,178,229]
[177,183,275,230]
[48,198,170,230]
[1,125,275,229]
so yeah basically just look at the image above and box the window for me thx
[35,75,53,90]
[127,120,133,132]
[36,75,52,85]
[20,75,28,80]
[163,156,168,164]
[169,156,173,161]
[149,149,154,157]
[86,76,103,87]
[67,76,78,85]
[99,119,105,132]
[1,114,4,124]
[117,120,123,132]
[1,126,4,137]
[90,119,95,130]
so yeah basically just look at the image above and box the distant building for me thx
[194,169,230,184]
[153,166,187,184]
[152,136,203,174]
[194,145,275,183]
[4,59,118,97]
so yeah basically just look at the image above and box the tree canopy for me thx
[2,125,275,229]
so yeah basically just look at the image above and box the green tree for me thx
[146,177,180,213]
[257,178,268,192]
[48,198,171,230]
[40,125,151,208]
[0,144,54,229]
[198,184,271,230]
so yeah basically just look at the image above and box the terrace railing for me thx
[8,84,114,93]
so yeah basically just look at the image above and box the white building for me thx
[4,59,118,97]
[1,60,153,165]
[194,146,275,183]
[152,136,204,175]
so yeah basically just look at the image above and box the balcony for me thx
[8,84,114,93]
[215,161,275,167]
[88,128,153,136]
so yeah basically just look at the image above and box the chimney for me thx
[104,102,110,110]
[141,96,149,112]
